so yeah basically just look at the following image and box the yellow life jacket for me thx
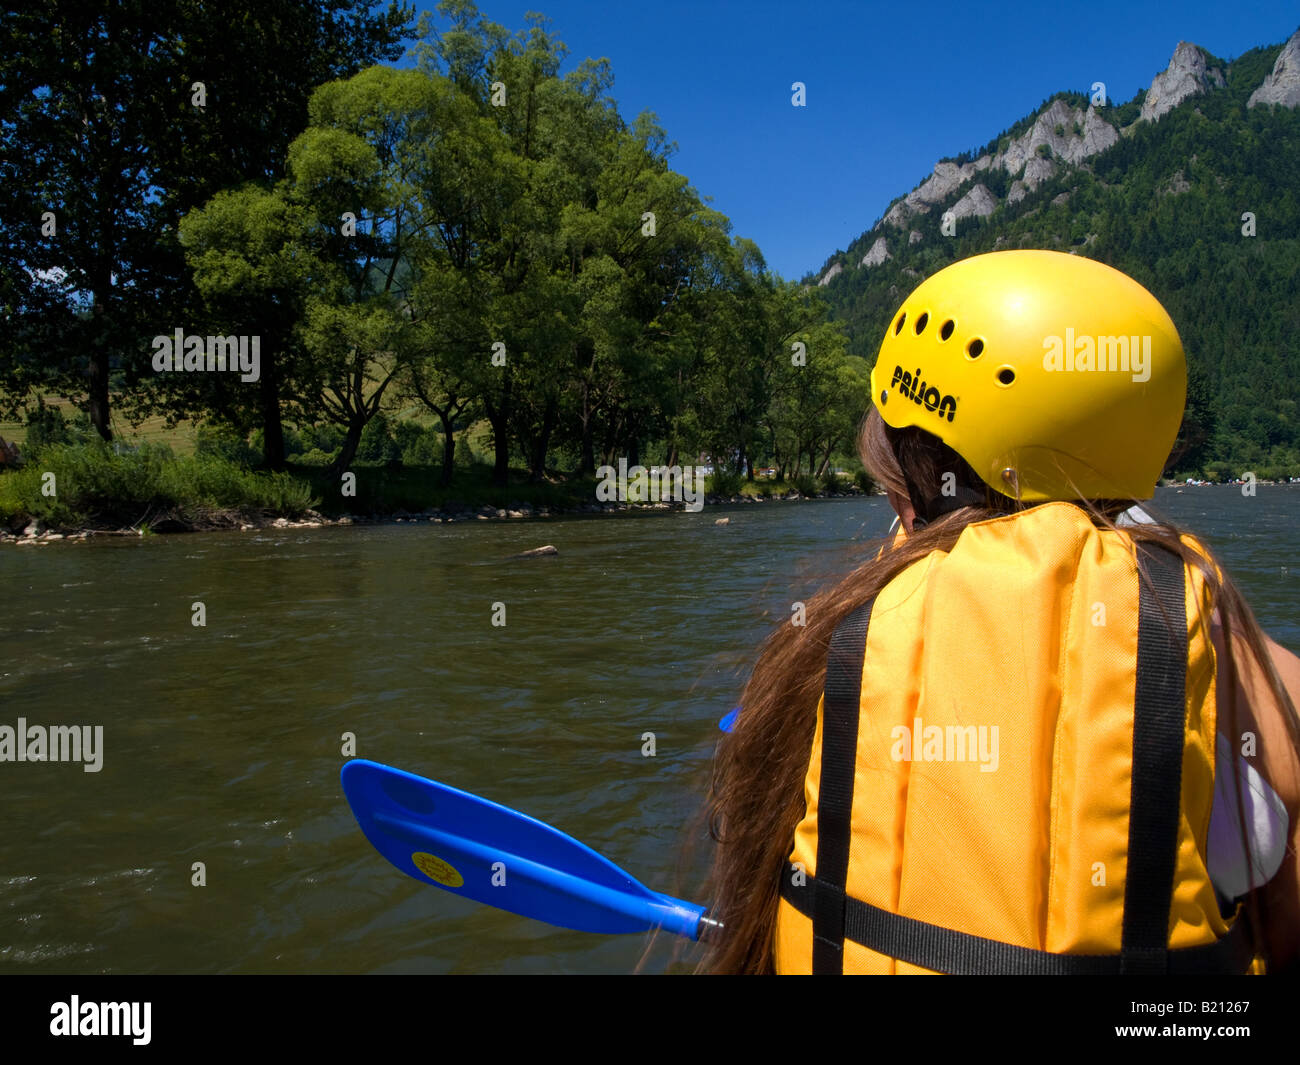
[773,502,1255,974]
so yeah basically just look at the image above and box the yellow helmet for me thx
[869,250,1187,502]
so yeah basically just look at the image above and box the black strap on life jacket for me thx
[810,599,874,974]
[1121,541,1191,973]
[781,871,1253,974]
[788,540,1252,974]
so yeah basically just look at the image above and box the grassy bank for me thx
[0,443,314,532]
[0,435,881,535]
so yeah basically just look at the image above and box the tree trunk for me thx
[579,379,596,475]
[437,408,456,486]
[259,354,285,469]
[88,299,111,442]
[491,416,509,485]
[483,378,511,487]
[331,417,366,478]
[528,397,557,482]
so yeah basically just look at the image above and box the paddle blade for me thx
[719,706,741,732]
[341,759,706,939]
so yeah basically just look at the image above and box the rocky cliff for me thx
[1139,41,1225,122]
[816,30,1300,286]
[1249,28,1300,107]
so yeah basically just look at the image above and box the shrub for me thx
[356,414,400,465]
[793,473,820,497]
[22,399,91,456]
[707,468,743,497]
[0,441,313,529]
[394,421,441,466]
[195,423,259,467]
[855,469,876,493]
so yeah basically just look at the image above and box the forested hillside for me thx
[812,34,1300,478]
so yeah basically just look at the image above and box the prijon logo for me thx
[1042,328,1151,383]
[890,365,957,422]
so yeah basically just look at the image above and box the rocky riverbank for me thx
[1,487,870,545]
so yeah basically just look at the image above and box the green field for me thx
[0,396,201,457]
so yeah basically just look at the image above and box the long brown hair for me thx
[695,407,1300,974]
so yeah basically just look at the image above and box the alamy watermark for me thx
[1042,329,1150,382]
[595,459,706,512]
[50,996,150,1045]
[0,718,103,772]
[151,328,260,382]
[890,715,999,772]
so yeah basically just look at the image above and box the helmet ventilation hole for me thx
[966,338,984,359]
[939,319,954,341]
[996,367,1016,386]
[894,313,906,335]
[914,312,929,334]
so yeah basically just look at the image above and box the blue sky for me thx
[415,1,1299,281]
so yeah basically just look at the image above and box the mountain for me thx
[811,30,1300,477]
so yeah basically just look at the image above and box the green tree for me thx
[0,0,412,454]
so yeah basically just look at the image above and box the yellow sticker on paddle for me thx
[411,851,464,888]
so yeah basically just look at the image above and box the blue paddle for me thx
[341,759,721,941]
[719,706,740,732]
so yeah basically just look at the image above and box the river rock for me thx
[513,545,558,558]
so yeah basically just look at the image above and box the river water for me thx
[1,487,1297,973]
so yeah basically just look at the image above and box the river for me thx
[2,486,1297,973]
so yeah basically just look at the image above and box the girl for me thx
[700,250,1300,974]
